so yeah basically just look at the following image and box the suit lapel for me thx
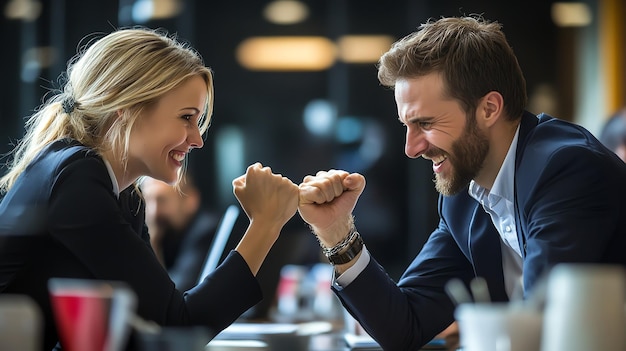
[513,111,542,257]
[118,187,149,245]
[468,204,509,302]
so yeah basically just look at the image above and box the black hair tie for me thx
[62,97,75,114]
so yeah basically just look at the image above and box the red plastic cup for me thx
[48,279,136,351]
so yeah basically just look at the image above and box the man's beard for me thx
[433,115,489,196]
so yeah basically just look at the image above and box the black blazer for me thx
[0,139,262,350]
[335,112,626,350]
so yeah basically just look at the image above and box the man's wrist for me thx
[311,215,355,247]
[326,232,363,265]
[312,219,364,266]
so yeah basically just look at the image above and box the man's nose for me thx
[405,128,428,158]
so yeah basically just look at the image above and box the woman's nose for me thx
[188,127,204,149]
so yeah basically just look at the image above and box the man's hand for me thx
[298,170,366,247]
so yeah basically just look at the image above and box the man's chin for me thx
[434,175,467,196]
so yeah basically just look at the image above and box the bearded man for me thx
[297,16,626,351]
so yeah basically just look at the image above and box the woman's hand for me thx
[232,162,299,275]
[233,162,299,230]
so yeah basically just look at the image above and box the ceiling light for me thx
[237,36,336,71]
[263,0,308,25]
[337,35,395,63]
[131,0,182,23]
[551,2,592,27]
[4,0,41,21]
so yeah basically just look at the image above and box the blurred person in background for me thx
[297,15,626,350]
[599,108,626,162]
[0,27,299,350]
[140,175,220,292]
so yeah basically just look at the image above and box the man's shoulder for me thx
[515,115,626,197]
[520,114,614,165]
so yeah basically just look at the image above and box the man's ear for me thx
[478,91,504,128]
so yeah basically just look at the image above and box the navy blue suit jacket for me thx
[334,112,626,350]
[0,139,262,350]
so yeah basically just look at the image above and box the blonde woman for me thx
[0,28,299,350]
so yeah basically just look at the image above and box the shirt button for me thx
[505,225,512,232]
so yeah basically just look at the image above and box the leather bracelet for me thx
[326,232,363,265]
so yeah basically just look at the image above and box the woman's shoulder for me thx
[0,139,109,235]
[19,139,108,191]
[40,138,102,165]
[25,138,104,177]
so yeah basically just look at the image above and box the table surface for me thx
[207,332,448,351]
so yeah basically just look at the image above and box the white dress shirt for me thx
[103,158,120,198]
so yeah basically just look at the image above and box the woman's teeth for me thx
[170,151,185,162]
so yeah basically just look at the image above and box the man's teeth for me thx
[170,152,185,162]
[433,156,447,165]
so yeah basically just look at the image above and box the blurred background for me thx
[0,0,624,281]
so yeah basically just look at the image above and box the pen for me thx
[470,277,490,303]
[445,278,473,305]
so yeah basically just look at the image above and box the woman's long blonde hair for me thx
[0,27,214,194]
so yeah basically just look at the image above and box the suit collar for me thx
[512,110,548,259]
[514,111,541,162]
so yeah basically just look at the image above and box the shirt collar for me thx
[102,158,120,198]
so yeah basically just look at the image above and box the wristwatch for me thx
[326,233,364,265]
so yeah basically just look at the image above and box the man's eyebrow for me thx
[399,115,434,123]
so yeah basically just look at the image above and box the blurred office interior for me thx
[0,0,624,280]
